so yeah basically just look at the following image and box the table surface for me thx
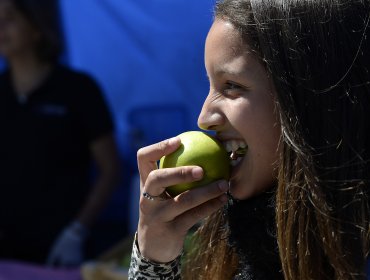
[0,261,81,280]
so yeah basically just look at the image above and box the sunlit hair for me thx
[12,0,63,62]
[184,0,370,279]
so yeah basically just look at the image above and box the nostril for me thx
[207,125,218,130]
[198,111,224,131]
[197,121,217,131]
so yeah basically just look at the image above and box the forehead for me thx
[206,19,247,60]
[205,19,259,77]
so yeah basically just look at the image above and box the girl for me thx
[129,0,370,279]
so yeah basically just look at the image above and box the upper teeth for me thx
[224,140,247,153]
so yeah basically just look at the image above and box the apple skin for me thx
[159,131,230,197]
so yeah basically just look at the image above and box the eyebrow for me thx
[213,65,252,78]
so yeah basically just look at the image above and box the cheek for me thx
[255,115,280,153]
[254,118,281,179]
[244,102,281,154]
[226,100,251,129]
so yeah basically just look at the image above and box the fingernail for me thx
[218,181,229,192]
[192,167,203,179]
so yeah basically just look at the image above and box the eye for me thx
[225,82,242,90]
[223,81,247,97]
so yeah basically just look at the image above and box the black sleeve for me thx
[73,73,114,143]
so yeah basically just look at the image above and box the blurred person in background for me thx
[0,0,120,267]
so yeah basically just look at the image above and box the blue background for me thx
[60,0,215,155]
[58,0,216,237]
[0,0,216,253]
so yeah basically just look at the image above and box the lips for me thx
[216,138,248,194]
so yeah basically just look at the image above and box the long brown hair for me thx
[184,0,370,279]
[183,209,239,279]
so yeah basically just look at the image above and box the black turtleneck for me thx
[226,191,284,280]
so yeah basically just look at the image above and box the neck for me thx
[227,191,283,279]
[8,52,53,96]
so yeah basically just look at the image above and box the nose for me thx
[197,92,224,131]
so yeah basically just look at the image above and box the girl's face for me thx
[198,19,281,200]
[0,0,40,59]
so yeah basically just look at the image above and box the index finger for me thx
[137,137,181,184]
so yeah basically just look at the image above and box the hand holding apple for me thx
[160,131,231,196]
[136,134,229,263]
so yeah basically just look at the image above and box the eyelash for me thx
[225,81,242,89]
[223,81,246,97]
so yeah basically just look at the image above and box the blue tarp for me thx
[0,0,215,224]
[59,0,216,222]
[0,0,215,225]
[60,0,215,160]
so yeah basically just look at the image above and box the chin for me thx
[229,176,275,200]
[229,178,250,200]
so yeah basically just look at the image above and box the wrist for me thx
[137,231,183,263]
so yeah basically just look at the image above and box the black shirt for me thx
[0,65,113,259]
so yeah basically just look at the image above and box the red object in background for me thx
[0,261,82,280]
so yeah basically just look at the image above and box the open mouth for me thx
[230,147,247,166]
[223,140,248,167]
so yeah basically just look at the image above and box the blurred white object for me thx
[46,221,89,267]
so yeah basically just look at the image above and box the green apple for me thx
[159,131,230,197]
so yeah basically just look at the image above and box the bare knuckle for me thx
[139,197,151,215]
[136,147,146,161]
[179,167,192,180]
[147,169,168,186]
[158,139,169,153]
[139,196,162,216]
[156,169,170,182]
[139,203,172,228]
[145,169,156,182]
[179,168,187,178]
